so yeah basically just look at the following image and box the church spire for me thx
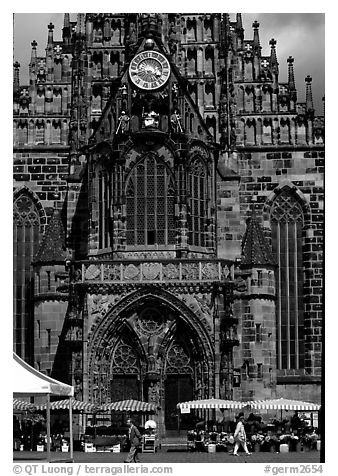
[47,21,54,46]
[252,20,260,49]
[76,13,85,36]
[64,13,70,28]
[236,13,243,30]
[29,40,38,81]
[63,13,71,45]
[269,38,278,74]
[287,55,297,104]
[287,56,295,90]
[305,75,314,112]
[13,61,20,93]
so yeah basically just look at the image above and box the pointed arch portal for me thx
[87,288,214,432]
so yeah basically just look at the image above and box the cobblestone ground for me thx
[14,448,322,464]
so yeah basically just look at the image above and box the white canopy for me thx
[13,352,73,397]
[13,352,74,462]
[177,398,245,411]
[247,397,321,411]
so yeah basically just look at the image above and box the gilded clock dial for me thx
[129,51,170,90]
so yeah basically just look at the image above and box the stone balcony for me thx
[71,259,235,286]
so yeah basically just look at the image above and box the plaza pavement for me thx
[14,448,322,464]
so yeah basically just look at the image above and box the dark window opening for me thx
[255,323,262,343]
[147,230,156,245]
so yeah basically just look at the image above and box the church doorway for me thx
[164,375,193,430]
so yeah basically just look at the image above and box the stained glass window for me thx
[271,189,304,370]
[188,156,207,247]
[13,193,41,359]
[126,155,175,246]
[98,168,110,249]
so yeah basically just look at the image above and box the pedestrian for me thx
[233,412,251,456]
[124,418,142,463]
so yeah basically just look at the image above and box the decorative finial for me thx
[269,38,278,74]
[252,20,260,48]
[287,55,296,92]
[31,40,37,49]
[48,22,54,31]
[305,75,314,112]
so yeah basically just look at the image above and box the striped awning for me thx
[100,400,157,413]
[36,398,100,412]
[247,398,321,411]
[13,398,37,411]
[177,398,245,411]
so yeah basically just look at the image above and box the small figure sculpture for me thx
[116,110,130,134]
[170,109,183,133]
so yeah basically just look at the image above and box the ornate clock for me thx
[129,50,170,90]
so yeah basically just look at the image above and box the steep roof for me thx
[241,211,277,266]
[34,209,67,263]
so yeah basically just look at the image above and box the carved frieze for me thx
[75,260,234,286]
[104,264,121,281]
[163,263,179,280]
[85,264,101,280]
[182,263,199,280]
[142,262,161,281]
[201,262,219,280]
[124,264,140,280]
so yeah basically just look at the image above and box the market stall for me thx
[81,400,159,453]
[13,352,74,462]
[100,400,160,452]
[177,397,321,453]
[177,398,246,452]
[244,397,322,453]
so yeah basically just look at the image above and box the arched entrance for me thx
[164,336,193,431]
[87,289,214,434]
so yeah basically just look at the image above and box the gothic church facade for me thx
[13,14,324,433]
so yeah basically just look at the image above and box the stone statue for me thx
[148,381,160,406]
[170,109,183,133]
[116,111,130,134]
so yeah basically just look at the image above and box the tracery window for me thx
[188,156,207,247]
[98,168,110,249]
[166,342,193,374]
[13,194,41,358]
[110,339,141,402]
[271,189,304,370]
[112,341,139,374]
[126,155,175,246]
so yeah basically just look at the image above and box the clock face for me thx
[129,51,170,90]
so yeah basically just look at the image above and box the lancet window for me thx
[271,189,305,370]
[126,155,175,246]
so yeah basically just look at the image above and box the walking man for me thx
[233,413,251,456]
[124,418,142,463]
